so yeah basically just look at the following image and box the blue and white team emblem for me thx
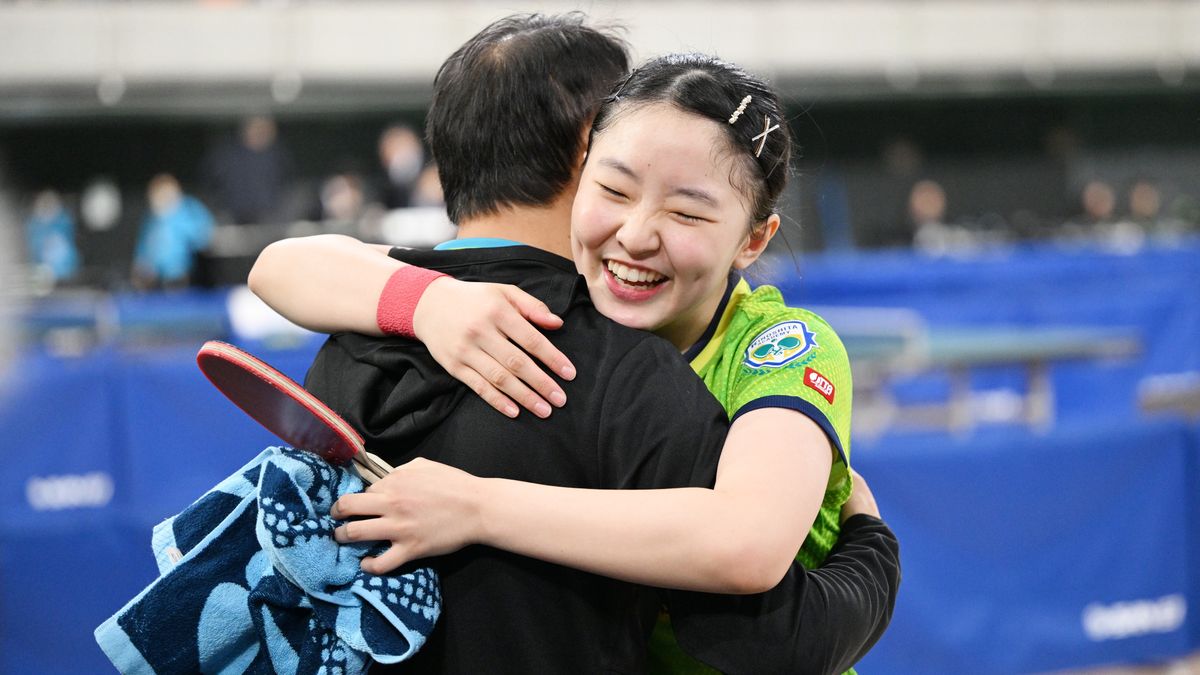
[743,321,817,369]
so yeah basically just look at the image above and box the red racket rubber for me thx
[197,340,391,482]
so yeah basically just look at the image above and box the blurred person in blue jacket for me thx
[24,189,81,283]
[132,173,214,289]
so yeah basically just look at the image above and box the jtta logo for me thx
[804,367,835,404]
[744,321,816,369]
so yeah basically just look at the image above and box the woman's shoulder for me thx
[732,284,845,353]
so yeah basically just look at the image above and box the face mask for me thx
[82,181,122,232]
[387,150,424,186]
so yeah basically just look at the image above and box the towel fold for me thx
[95,446,440,674]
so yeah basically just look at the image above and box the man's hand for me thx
[413,277,577,419]
[332,457,484,574]
[840,468,881,524]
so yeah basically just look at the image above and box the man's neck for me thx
[454,196,574,259]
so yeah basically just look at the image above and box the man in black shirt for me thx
[310,245,728,672]
[290,13,898,674]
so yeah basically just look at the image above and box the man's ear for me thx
[733,214,781,270]
[577,121,593,168]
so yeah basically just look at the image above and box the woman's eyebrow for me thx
[599,157,717,207]
[669,186,718,208]
[598,157,639,181]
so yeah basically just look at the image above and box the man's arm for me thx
[668,512,901,675]
[666,468,900,675]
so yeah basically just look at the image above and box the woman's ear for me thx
[733,214,781,270]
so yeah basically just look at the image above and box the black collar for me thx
[682,271,741,362]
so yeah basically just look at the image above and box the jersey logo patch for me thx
[743,321,817,370]
[804,367,835,404]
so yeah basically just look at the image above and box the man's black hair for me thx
[427,13,629,223]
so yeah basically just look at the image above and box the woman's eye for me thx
[599,184,626,199]
[674,212,704,223]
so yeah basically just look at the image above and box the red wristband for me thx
[376,266,450,338]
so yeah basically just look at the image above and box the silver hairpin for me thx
[728,95,752,124]
[751,116,780,157]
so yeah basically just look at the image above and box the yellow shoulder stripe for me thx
[688,279,752,374]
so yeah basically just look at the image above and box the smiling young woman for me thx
[571,102,779,351]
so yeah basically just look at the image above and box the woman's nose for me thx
[614,210,660,256]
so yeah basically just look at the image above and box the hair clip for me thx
[728,95,752,124]
[610,68,639,101]
[751,116,780,157]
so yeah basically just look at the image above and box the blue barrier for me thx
[855,420,1196,673]
[0,342,320,674]
[1188,424,1200,655]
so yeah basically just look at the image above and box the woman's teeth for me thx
[607,260,666,286]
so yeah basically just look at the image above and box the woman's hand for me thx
[413,277,577,418]
[840,468,881,523]
[332,457,484,575]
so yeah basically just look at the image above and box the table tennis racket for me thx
[196,340,392,484]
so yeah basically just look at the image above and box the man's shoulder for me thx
[390,245,583,312]
[388,245,576,279]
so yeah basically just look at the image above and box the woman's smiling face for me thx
[571,102,771,351]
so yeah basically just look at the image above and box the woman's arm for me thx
[248,234,399,335]
[248,234,575,416]
[333,407,832,594]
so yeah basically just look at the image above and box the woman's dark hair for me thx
[589,53,791,227]
[427,13,629,223]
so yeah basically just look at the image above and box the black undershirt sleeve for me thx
[667,514,902,675]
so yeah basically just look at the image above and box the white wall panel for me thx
[0,0,1196,113]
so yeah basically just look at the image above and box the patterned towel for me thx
[95,447,440,674]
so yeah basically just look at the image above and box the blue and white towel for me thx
[95,447,440,674]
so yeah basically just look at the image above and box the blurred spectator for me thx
[910,179,969,255]
[201,115,291,224]
[132,174,214,289]
[76,176,140,290]
[858,136,927,248]
[1042,125,1082,222]
[319,172,366,229]
[883,137,924,179]
[24,189,80,283]
[910,179,947,228]
[1128,179,1162,227]
[1078,180,1117,226]
[1124,178,1194,241]
[79,178,122,234]
[410,164,445,208]
[376,123,425,209]
[1065,179,1147,252]
[377,164,454,247]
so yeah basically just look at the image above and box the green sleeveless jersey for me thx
[650,277,855,674]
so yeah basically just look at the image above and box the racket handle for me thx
[352,451,393,485]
